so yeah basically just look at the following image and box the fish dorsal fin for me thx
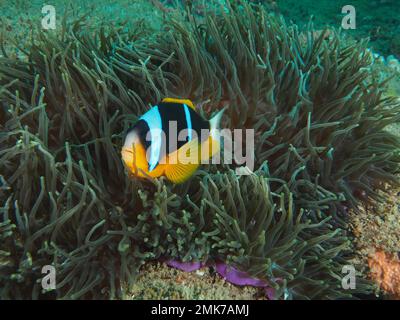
[162,97,196,110]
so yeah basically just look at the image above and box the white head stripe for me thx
[140,106,162,172]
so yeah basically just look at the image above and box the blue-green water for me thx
[1,0,399,58]
[276,0,400,58]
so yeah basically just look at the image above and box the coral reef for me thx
[349,184,400,298]
[348,55,400,299]
[368,250,400,299]
[350,186,400,259]
[1,0,400,299]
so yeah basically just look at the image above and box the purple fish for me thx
[215,262,268,287]
[166,260,204,272]
[166,259,276,299]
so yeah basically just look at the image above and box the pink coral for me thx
[368,250,400,299]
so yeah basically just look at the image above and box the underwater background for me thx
[1,0,400,299]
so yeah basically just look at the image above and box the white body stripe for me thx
[140,106,163,172]
[183,104,192,141]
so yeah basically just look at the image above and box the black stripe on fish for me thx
[157,101,210,154]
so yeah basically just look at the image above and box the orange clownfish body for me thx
[121,98,224,184]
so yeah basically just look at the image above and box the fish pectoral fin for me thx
[164,162,199,184]
[165,138,201,184]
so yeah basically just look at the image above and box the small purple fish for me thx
[215,262,268,287]
[166,259,276,299]
[166,260,205,272]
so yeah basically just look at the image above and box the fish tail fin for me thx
[201,107,226,161]
[209,107,226,131]
[209,107,226,144]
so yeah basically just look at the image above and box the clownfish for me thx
[121,98,225,184]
